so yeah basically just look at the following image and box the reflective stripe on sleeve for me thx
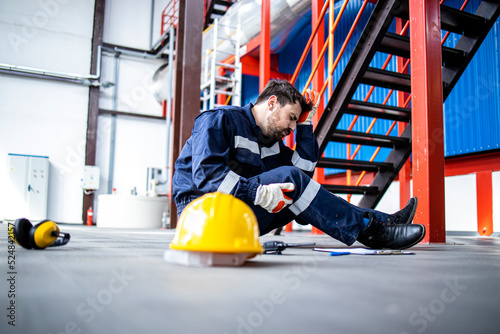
[289,179,321,216]
[234,136,260,155]
[292,151,317,172]
[260,142,280,159]
[217,171,241,194]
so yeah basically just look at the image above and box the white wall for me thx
[0,0,94,223]
[0,0,168,223]
[444,174,478,232]
[346,172,499,233]
[377,173,499,233]
[96,0,168,207]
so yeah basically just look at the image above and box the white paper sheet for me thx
[313,248,414,255]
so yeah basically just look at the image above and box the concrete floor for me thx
[0,222,498,334]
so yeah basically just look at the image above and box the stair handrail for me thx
[290,0,330,85]
[318,1,369,98]
[303,0,352,95]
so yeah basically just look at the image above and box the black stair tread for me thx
[331,129,410,148]
[440,4,488,35]
[394,2,487,36]
[322,184,379,195]
[361,67,411,92]
[214,0,234,6]
[347,100,411,122]
[317,157,394,172]
[204,0,235,28]
[211,9,226,16]
[378,32,409,58]
[442,1,500,98]
[379,32,467,67]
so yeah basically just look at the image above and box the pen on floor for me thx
[329,252,350,256]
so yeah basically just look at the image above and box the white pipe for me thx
[0,46,102,85]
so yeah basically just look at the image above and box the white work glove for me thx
[298,89,320,125]
[254,183,295,213]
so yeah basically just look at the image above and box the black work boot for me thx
[357,212,426,249]
[387,197,418,224]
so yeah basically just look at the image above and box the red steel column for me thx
[409,0,446,243]
[260,0,271,91]
[396,18,411,209]
[313,0,326,184]
[476,171,493,236]
[310,0,327,235]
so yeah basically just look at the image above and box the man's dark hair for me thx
[255,79,312,112]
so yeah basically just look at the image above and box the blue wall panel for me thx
[443,0,500,156]
[242,74,260,106]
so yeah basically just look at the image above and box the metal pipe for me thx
[107,53,120,194]
[0,45,102,85]
[165,26,175,192]
[150,0,156,50]
[1,29,170,87]
[102,45,169,60]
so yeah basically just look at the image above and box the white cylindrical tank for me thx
[97,195,168,229]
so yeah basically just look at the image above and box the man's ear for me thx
[267,95,277,111]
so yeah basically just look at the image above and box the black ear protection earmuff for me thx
[8,218,70,249]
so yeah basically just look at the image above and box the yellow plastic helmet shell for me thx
[170,192,263,254]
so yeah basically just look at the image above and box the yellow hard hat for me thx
[170,192,263,254]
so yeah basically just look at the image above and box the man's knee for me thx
[254,166,311,189]
[276,166,308,180]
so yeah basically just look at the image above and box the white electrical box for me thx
[6,154,49,221]
[82,165,100,190]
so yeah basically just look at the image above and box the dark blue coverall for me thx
[173,104,388,245]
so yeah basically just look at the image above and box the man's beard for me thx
[265,113,290,142]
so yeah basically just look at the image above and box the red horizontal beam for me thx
[445,151,500,176]
[242,35,261,57]
[241,55,291,80]
[322,150,500,184]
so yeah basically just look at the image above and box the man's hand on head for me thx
[298,89,320,125]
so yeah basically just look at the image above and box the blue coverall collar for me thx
[243,103,277,147]
[243,103,260,133]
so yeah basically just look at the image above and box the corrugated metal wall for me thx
[443,0,500,155]
[242,0,500,174]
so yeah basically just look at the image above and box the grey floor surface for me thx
[0,222,498,334]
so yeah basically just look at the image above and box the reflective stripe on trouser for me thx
[247,166,388,246]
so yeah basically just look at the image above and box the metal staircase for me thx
[200,18,242,110]
[204,0,236,29]
[314,0,500,209]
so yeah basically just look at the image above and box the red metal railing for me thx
[161,0,179,35]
